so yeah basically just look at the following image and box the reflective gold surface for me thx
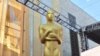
[39,10,63,56]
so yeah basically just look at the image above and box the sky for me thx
[71,0,100,21]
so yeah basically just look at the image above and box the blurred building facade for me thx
[0,0,99,56]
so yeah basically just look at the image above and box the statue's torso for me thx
[42,24,60,46]
[43,24,59,40]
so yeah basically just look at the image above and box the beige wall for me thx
[0,0,29,56]
[0,0,3,24]
[33,12,42,56]
[33,0,42,56]
[0,0,8,56]
[23,7,30,56]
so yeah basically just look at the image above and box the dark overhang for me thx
[83,22,100,44]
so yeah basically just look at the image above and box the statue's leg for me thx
[44,47,51,56]
[54,48,60,56]
[44,46,56,56]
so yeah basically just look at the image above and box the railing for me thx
[16,0,81,32]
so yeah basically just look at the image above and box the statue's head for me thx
[46,10,54,22]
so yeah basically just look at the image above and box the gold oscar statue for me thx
[39,10,63,56]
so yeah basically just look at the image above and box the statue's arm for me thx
[39,26,45,43]
[55,27,63,44]
[59,27,63,44]
[49,27,63,44]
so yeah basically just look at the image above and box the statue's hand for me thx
[45,30,52,37]
[49,33,57,38]
[49,33,61,44]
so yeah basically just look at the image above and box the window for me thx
[68,13,80,56]
[68,13,76,27]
